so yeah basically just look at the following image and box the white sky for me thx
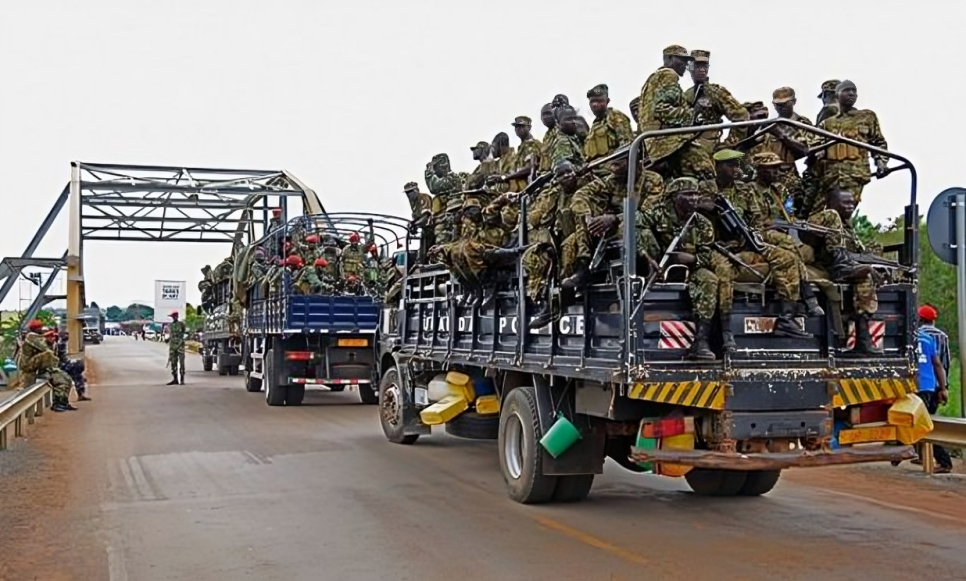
[1,0,963,310]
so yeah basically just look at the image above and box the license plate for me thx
[743,317,806,334]
[838,425,897,445]
[337,338,368,347]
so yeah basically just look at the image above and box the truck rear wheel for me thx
[445,411,499,440]
[552,475,595,503]
[738,470,782,496]
[685,468,747,496]
[499,386,558,504]
[264,349,287,407]
[227,365,239,376]
[245,370,262,393]
[286,384,305,406]
[203,356,213,372]
[218,364,228,376]
[379,368,418,444]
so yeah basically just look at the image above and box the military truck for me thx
[376,118,928,504]
[199,259,244,375]
[242,212,410,407]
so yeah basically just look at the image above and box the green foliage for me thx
[0,310,55,361]
[850,214,880,248]
[185,303,204,333]
[105,305,124,321]
[124,303,154,321]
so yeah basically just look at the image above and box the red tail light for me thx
[285,351,314,361]
[640,417,695,438]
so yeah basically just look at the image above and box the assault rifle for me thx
[714,194,766,253]
[640,212,698,296]
[712,242,766,281]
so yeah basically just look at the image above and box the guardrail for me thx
[0,381,52,450]
[921,416,966,474]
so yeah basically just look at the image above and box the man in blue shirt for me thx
[917,323,952,472]
[918,305,950,377]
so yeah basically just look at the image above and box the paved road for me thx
[2,337,965,581]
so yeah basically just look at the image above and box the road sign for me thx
[926,187,966,266]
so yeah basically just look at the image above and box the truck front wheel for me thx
[499,386,558,504]
[378,368,418,444]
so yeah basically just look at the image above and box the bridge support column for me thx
[67,162,85,357]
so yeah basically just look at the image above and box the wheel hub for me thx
[504,412,524,480]
[381,384,402,428]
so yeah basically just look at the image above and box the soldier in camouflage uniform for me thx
[342,232,366,280]
[801,80,842,211]
[637,178,718,359]
[816,80,889,208]
[494,116,543,192]
[637,45,714,182]
[404,181,433,222]
[268,208,283,232]
[317,236,342,290]
[712,150,813,345]
[583,84,634,162]
[815,79,841,126]
[466,140,500,190]
[682,50,750,165]
[167,311,187,385]
[424,153,465,245]
[18,320,76,411]
[295,257,328,295]
[804,189,880,354]
[488,133,515,198]
[550,106,585,169]
[552,94,589,145]
[538,104,559,173]
[628,97,641,135]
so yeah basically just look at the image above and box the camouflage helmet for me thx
[818,79,841,97]
[750,152,783,167]
[665,177,700,195]
[662,45,691,58]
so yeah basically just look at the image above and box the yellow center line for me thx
[532,515,649,565]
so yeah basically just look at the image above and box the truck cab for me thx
[377,118,927,504]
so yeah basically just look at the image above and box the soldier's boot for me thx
[852,315,884,355]
[482,246,527,266]
[688,320,716,360]
[63,398,78,411]
[561,259,591,290]
[528,300,554,330]
[166,373,179,386]
[773,301,812,338]
[479,285,498,309]
[78,394,92,401]
[51,397,70,412]
[830,248,874,283]
[180,371,186,385]
[720,312,736,354]
[800,281,825,317]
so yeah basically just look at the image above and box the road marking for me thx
[107,545,128,581]
[533,515,648,564]
[818,488,965,525]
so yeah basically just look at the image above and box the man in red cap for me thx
[166,311,187,385]
[916,304,952,472]
[17,320,77,411]
[918,304,950,377]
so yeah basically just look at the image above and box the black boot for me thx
[166,373,179,386]
[830,248,874,283]
[800,281,825,317]
[773,301,812,338]
[180,372,186,385]
[561,259,591,290]
[529,301,554,329]
[720,313,736,354]
[688,320,716,360]
[852,315,884,355]
[51,399,69,412]
[482,246,526,266]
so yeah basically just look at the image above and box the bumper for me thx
[629,444,916,471]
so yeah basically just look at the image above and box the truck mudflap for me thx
[628,444,916,471]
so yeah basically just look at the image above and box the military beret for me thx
[662,45,692,58]
[713,149,745,162]
[586,84,609,98]
[470,140,489,151]
[751,152,783,166]
[403,181,419,192]
[690,49,710,63]
[552,94,570,107]
[818,79,841,97]
[512,115,532,126]
[666,177,700,195]
[836,79,857,92]
[772,87,796,103]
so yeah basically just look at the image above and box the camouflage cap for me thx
[712,149,744,162]
[836,79,857,92]
[432,153,449,164]
[586,84,609,98]
[666,177,700,195]
[470,140,490,151]
[511,115,532,126]
[742,101,766,111]
[662,45,691,58]
[690,49,710,63]
[462,192,483,207]
[751,152,784,167]
[772,87,796,104]
[403,181,419,192]
[818,79,841,97]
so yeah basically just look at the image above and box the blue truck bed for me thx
[247,294,380,335]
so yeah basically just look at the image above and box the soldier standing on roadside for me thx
[167,311,187,386]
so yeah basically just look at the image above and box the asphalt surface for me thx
[1,336,965,581]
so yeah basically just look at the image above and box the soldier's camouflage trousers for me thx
[819,160,870,206]
[168,348,186,375]
[760,229,808,281]
[666,141,716,183]
[22,369,73,399]
[807,210,878,315]
[433,211,458,246]
[777,165,806,217]
[688,267,719,322]
[714,243,800,312]
[522,243,554,301]
[569,188,616,263]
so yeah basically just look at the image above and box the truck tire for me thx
[203,357,213,372]
[264,349,287,407]
[218,364,228,376]
[552,475,595,503]
[245,370,262,393]
[685,468,747,497]
[227,365,239,376]
[286,384,306,406]
[737,470,782,496]
[358,382,379,405]
[379,368,418,444]
[499,386,558,504]
[445,412,499,440]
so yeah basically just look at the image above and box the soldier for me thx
[538,104,558,173]
[489,133,515,197]
[318,236,342,288]
[342,232,366,280]
[712,150,814,344]
[637,178,718,359]
[404,181,433,222]
[682,50,750,160]
[583,84,635,162]
[17,320,76,411]
[424,153,465,245]
[628,97,642,134]
[295,257,326,295]
[637,45,714,182]
[552,94,590,142]
[496,116,543,192]
[550,105,585,169]
[804,189,880,353]
[465,141,500,189]
[816,80,888,209]
[268,208,283,232]
[167,311,187,385]
[816,79,841,126]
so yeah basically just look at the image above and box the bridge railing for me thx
[920,417,966,474]
[0,381,52,450]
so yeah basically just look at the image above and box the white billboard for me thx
[153,280,187,323]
